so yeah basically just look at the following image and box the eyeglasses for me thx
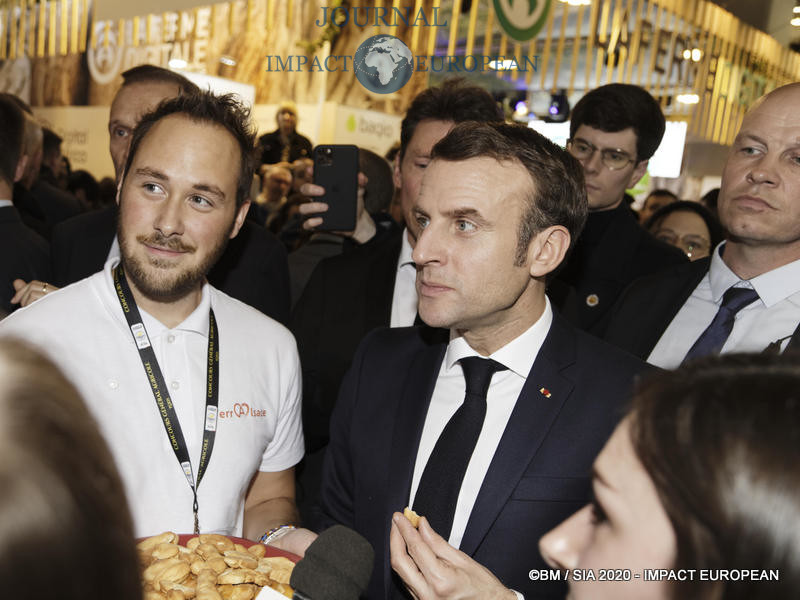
[654,231,711,259]
[566,138,636,170]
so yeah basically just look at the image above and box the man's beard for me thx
[118,222,233,304]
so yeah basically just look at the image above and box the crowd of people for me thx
[0,63,799,600]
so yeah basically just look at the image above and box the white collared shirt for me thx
[648,243,800,368]
[409,298,554,549]
[0,199,13,208]
[390,228,418,327]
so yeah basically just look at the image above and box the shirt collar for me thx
[709,242,745,302]
[0,199,12,208]
[397,227,414,269]
[711,241,800,307]
[170,284,211,335]
[105,257,212,338]
[444,297,553,379]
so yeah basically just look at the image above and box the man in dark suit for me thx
[11,108,50,240]
[291,80,503,524]
[319,122,649,599]
[553,84,686,336]
[11,65,290,324]
[31,127,84,223]
[604,83,800,366]
[258,101,312,165]
[0,96,50,315]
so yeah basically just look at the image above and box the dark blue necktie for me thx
[412,356,507,539]
[682,286,759,363]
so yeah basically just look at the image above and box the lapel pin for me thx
[539,387,552,398]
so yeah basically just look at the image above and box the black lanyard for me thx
[113,264,219,534]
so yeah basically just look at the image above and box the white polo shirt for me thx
[0,259,304,537]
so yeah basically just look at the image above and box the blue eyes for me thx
[413,216,476,233]
[456,220,476,232]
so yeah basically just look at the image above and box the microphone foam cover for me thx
[290,525,374,600]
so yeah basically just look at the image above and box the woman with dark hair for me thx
[643,200,725,261]
[540,353,800,599]
[0,339,141,600]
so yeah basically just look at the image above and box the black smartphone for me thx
[312,144,358,231]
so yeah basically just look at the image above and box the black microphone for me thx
[290,525,374,600]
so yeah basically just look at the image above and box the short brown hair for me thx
[124,90,257,207]
[121,64,200,95]
[399,78,503,162]
[430,121,587,264]
[570,84,665,161]
[630,353,800,599]
[0,339,140,599]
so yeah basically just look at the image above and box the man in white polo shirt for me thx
[0,91,309,550]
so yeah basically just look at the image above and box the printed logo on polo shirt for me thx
[219,403,267,419]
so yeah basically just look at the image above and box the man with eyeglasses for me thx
[553,84,686,335]
[604,83,800,366]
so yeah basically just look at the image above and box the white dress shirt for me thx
[390,228,418,327]
[0,199,13,208]
[648,243,800,368]
[409,298,554,549]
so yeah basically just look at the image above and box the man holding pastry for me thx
[318,122,649,598]
[0,91,312,554]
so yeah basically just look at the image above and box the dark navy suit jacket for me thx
[320,314,650,599]
[603,255,800,359]
[603,257,711,360]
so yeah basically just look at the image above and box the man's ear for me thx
[13,154,28,183]
[628,159,649,188]
[392,154,403,190]
[230,200,250,239]
[527,225,571,279]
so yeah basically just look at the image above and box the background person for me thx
[638,188,678,223]
[604,83,800,365]
[553,84,686,335]
[258,100,312,165]
[644,200,724,261]
[0,339,140,600]
[0,94,50,316]
[540,352,800,600]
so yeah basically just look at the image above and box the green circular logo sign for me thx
[493,0,551,42]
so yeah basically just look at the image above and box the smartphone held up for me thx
[312,145,358,231]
